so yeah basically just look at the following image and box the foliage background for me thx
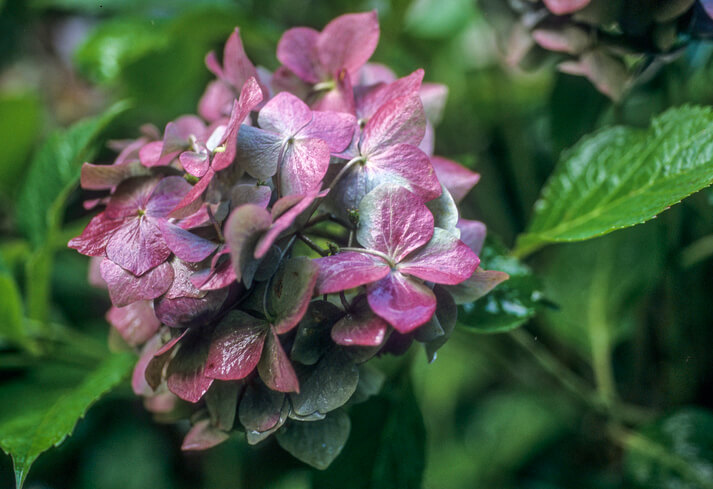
[2,0,713,488]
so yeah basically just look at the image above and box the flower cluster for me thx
[69,11,506,468]
[481,0,713,100]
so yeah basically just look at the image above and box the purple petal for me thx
[270,66,312,100]
[311,69,356,114]
[236,125,282,181]
[457,219,486,255]
[317,11,380,77]
[356,69,424,122]
[179,151,210,178]
[430,156,480,203]
[159,221,218,263]
[105,177,155,219]
[258,328,300,393]
[420,82,449,125]
[398,228,480,285]
[146,176,192,218]
[357,62,396,85]
[313,252,390,295]
[106,218,171,276]
[101,259,174,308]
[357,183,435,263]
[212,77,264,172]
[298,110,356,153]
[361,94,426,152]
[543,0,591,15]
[205,310,269,380]
[181,419,229,451]
[170,168,215,218]
[229,182,273,209]
[331,296,388,346]
[224,204,272,286]
[367,271,436,333]
[221,28,268,97]
[254,193,317,259]
[68,213,123,257]
[419,120,434,156]
[164,259,203,299]
[139,141,175,167]
[154,288,228,328]
[257,91,312,136]
[446,269,509,305]
[80,161,150,190]
[166,332,214,403]
[276,27,322,84]
[106,300,160,346]
[198,80,234,122]
[280,137,330,196]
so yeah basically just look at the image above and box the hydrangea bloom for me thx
[69,11,507,469]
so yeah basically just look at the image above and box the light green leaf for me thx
[16,101,129,247]
[0,253,30,350]
[0,92,42,197]
[516,106,713,257]
[0,352,135,489]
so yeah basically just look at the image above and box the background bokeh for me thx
[2,0,713,488]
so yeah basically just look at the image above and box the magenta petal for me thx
[357,62,397,85]
[311,69,356,114]
[254,193,317,259]
[299,111,356,153]
[543,0,591,15]
[258,328,300,393]
[166,333,214,403]
[457,219,487,255]
[357,183,434,263]
[100,259,174,308]
[171,168,215,218]
[331,296,388,346]
[182,419,230,451]
[430,156,480,203]
[280,137,330,196]
[106,218,170,276]
[366,144,441,202]
[138,141,167,167]
[356,69,424,121]
[222,28,266,96]
[317,10,380,77]
[105,177,155,219]
[236,125,282,181]
[258,91,313,136]
[198,80,234,122]
[361,94,426,152]
[159,221,218,263]
[276,27,321,84]
[154,288,228,328]
[180,151,210,177]
[68,213,123,257]
[205,311,269,380]
[132,334,163,395]
[398,228,480,285]
[224,204,272,286]
[313,252,390,295]
[146,176,192,217]
[106,300,160,346]
[367,271,436,333]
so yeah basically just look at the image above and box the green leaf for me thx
[515,106,713,257]
[459,239,543,333]
[0,352,135,489]
[623,408,713,489]
[0,92,42,197]
[16,101,129,247]
[276,410,351,470]
[0,253,29,349]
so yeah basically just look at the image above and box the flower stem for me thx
[340,247,394,267]
[298,233,328,257]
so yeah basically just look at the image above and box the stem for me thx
[326,156,364,191]
[348,229,355,247]
[339,291,351,310]
[206,206,224,242]
[340,247,394,267]
[298,233,328,257]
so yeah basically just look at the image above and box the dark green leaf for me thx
[276,410,351,470]
[0,92,42,197]
[290,349,359,416]
[0,253,27,349]
[0,352,135,488]
[16,101,128,247]
[624,408,713,489]
[516,106,713,256]
[459,239,543,333]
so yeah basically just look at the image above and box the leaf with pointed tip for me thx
[205,310,269,381]
[0,254,29,349]
[238,382,286,433]
[276,410,351,470]
[0,353,135,489]
[290,349,359,416]
[205,381,241,431]
[268,257,318,334]
[258,328,300,393]
[516,107,713,257]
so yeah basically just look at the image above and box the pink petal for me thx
[159,221,218,263]
[317,11,380,77]
[457,219,486,255]
[80,161,150,190]
[313,252,390,295]
[100,259,174,308]
[254,192,320,259]
[132,334,163,395]
[258,328,300,393]
[361,94,426,153]
[105,177,155,219]
[224,204,272,287]
[182,419,230,451]
[198,80,234,122]
[367,271,436,333]
[68,212,123,257]
[419,120,434,156]
[139,141,174,167]
[543,0,591,15]
[106,300,160,346]
[356,69,424,122]
[532,26,590,55]
[154,289,228,328]
[166,332,214,403]
[170,168,215,218]
[106,218,170,276]
[276,27,322,84]
[446,268,509,305]
[212,77,264,172]
[331,296,388,346]
[179,151,210,178]
[398,228,480,285]
[430,156,480,203]
[222,28,267,97]
[228,182,273,209]
[420,82,449,125]
[363,143,441,202]
[236,125,282,181]
[257,91,313,136]
[280,137,330,196]
[311,68,356,114]
[357,183,435,263]
[270,66,312,100]
[146,176,192,217]
[205,311,269,380]
[298,110,356,153]
[357,62,397,85]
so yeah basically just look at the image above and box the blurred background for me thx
[2,0,713,488]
